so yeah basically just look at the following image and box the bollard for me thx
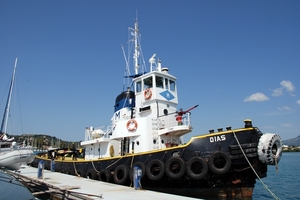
[133,166,142,190]
[37,160,44,179]
[50,159,55,172]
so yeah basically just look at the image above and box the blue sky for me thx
[0,1,299,142]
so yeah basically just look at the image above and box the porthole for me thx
[163,109,168,115]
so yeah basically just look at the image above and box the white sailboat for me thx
[0,58,35,170]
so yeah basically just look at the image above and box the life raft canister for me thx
[126,119,138,131]
[144,88,152,100]
[257,133,282,165]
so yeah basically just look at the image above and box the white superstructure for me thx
[81,20,197,160]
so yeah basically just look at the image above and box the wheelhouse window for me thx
[136,80,142,93]
[170,79,176,91]
[143,76,153,89]
[165,78,169,90]
[156,76,164,89]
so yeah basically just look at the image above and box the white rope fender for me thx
[232,131,280,200]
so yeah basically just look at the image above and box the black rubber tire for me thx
[186,157,208,180]
[77,169,86,177]
[113,165,129,185]
[208,152,231,174]
[98,169,112,183]
[165,157,186,179]
[146,159,165,181]
[86,168,98,180]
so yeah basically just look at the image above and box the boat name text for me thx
[210,135,226,143]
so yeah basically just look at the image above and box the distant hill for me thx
[282,135,300,146]
[6,133,81,149]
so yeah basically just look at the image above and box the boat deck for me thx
[5,165,198,200]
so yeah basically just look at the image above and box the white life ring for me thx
[126,119,138,131]
[257,133,282,165]
[144,88,152,100]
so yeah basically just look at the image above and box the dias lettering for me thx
[210,135,226,142]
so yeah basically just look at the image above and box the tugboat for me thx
[31,19,282,198]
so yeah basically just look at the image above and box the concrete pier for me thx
[5,165,198,200]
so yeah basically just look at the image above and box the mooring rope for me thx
[232,131,280,200]
[72,162,79,177]
[275,154,279,174]
[105,157,122,170]
[91,161,100,173]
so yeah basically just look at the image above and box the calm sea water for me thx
[252,152,300,200]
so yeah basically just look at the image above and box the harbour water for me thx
[252,152,300,200]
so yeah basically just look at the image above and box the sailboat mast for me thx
[0,58,18,134]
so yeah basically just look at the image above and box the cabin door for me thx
[121,137,130,155]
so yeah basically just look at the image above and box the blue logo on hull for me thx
[160,90,175,101]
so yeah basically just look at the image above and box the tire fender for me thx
[146,159,165,181]
[257,133,282,165]
[165,157,185,179]
[99,169,112,183]
[113,165,129,185]
[208,152,231,174]
[186,157,208,180]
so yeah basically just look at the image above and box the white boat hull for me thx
[0,149,35,170]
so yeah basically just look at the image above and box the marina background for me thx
[1,1,299,142]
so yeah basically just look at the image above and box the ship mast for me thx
[0,58,18,135]
[133,19,140,75]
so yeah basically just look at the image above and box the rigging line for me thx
[122,44,131,91]
[232,131,280,200]
[16,74,24,135]
[0,82,10,109]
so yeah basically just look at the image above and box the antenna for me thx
[149,54,156,71]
